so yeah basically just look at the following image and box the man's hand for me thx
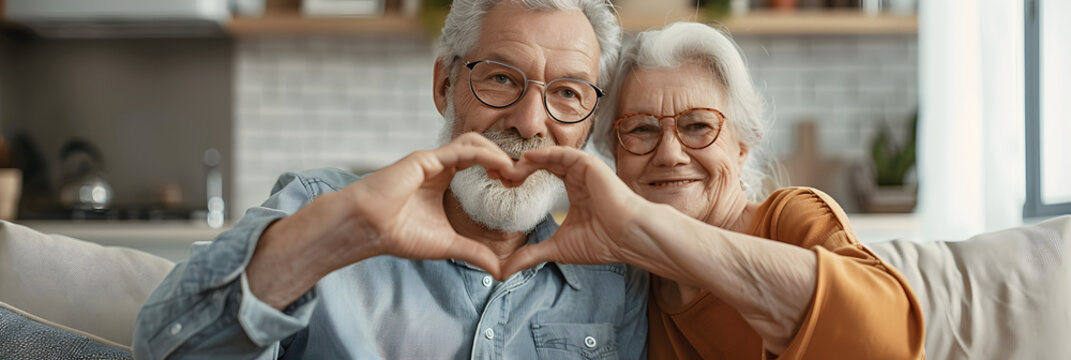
[348,132,518,275]
[248,133,517,309]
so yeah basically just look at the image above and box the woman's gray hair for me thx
[435,0,622,90]
[593,21,781,201]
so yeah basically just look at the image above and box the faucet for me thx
[204,149,224,229]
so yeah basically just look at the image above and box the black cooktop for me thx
[20,207,201,221]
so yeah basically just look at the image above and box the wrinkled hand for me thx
[499,146,651,278]
[348,132,516,277]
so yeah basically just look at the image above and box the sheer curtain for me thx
[917,0,1024,240]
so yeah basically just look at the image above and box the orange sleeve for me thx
[648,187,925,360]
[757,188,925,360]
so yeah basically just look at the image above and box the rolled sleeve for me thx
[238,273,319,347]
[775,246,925,360]
[133,172,328,359]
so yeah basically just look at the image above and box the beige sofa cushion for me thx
[0,221,175,347]
[869,215,1071,359]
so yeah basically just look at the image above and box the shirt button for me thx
[484,328,495,340]
[170,323,182,335]
[584,336,597,348]
[481,276,493,287]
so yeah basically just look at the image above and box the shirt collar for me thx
[527,214,583,290]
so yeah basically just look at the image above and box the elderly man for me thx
[132,0,646,359]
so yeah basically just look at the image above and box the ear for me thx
[433,59,452,115]
[737,141,750,169]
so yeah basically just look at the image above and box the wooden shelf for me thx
[224,9,915,37]
[225,0,426,36]
[227,14,425,36]
[622,10,917,35]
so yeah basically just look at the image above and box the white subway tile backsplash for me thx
[231,33,916,216]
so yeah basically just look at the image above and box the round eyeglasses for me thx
[465,60,604,124]
[613,108,727,155]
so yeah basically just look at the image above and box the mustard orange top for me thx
[648,187,925,360]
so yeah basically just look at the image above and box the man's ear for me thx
[433,60,452,115]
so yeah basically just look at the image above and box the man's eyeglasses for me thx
[613,108,727,155]
[464,60,604,124]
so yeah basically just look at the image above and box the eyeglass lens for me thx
[469,61,599,123]
[616,110,722,154]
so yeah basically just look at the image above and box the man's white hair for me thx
[593,21,782,201]
[436,0,621,89]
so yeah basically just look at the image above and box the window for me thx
[1025,0,1071,217]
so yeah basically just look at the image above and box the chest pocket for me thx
[532,322,618,360]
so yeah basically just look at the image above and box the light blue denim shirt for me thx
[133,168,648,359]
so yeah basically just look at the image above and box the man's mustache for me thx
[480,130,552,160]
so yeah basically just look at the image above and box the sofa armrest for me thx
[869,215,1071,359]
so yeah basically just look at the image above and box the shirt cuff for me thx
[238,272,318,347]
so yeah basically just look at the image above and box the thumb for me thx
[500,241,559,281]
[443,234,503,278]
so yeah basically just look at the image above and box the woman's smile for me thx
[646,179,701,188]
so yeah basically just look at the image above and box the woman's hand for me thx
[498,146,826,356]
[500,146,656,278]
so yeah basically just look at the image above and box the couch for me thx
[1,216,1069,359]
[868,215,1071,359]
[0,220,174,359]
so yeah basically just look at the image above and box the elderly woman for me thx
[502,22,925,359]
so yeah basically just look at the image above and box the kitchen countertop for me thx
[846,213,921,243]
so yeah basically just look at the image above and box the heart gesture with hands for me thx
[499,146,665,278]
[251,136,664,309]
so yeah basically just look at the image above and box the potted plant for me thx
[855,111,917,213]
[0,132,21,220]
[418,0,451,36]
[697,0,734,19]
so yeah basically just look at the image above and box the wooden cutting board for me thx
[782,120,842,191]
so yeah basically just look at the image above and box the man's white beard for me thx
[440,102,566,233]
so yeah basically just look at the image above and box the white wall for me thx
[233,35,443,218]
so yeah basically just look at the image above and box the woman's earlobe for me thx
[738,142,751,167]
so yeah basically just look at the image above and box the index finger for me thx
[511,146,586,179]
[512,146,618,183]
[430,145,514,174]
[424,133,515,177]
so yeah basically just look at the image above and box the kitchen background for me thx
[0,0,928,260]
